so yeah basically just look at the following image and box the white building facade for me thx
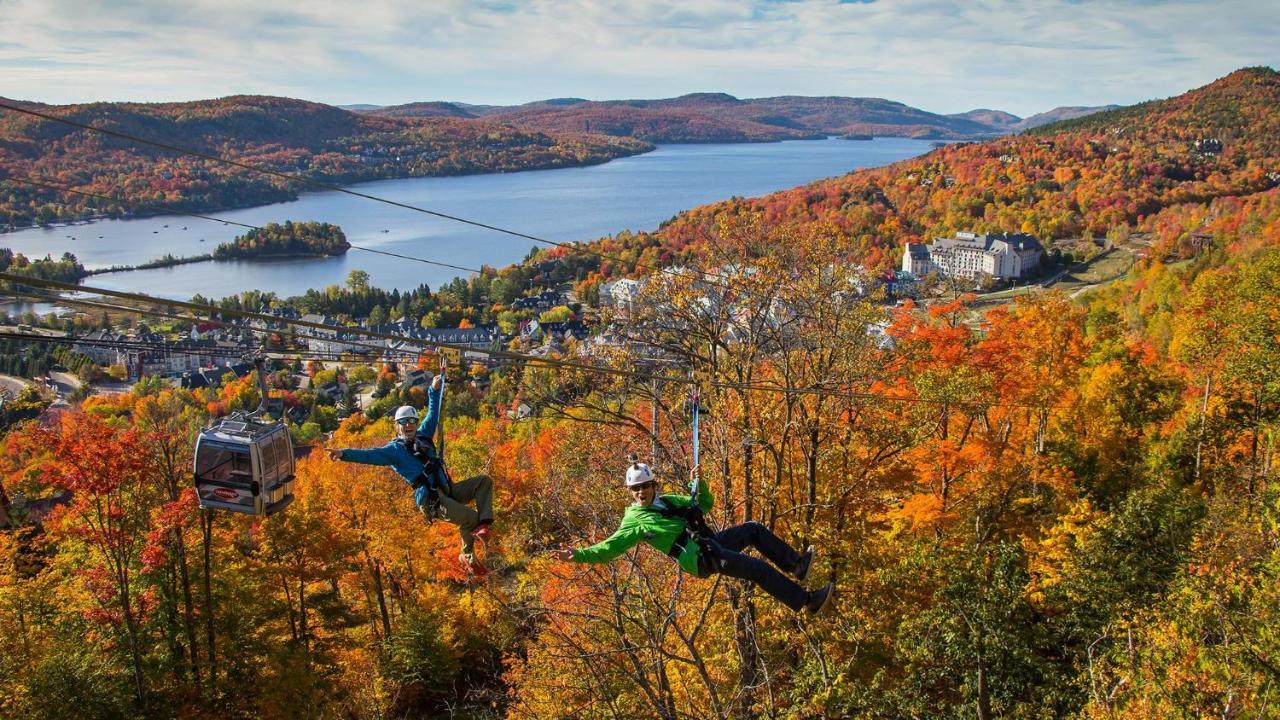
[902,232,1043,280]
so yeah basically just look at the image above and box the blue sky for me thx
[1,0,1276,116]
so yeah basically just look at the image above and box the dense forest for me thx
[1,68,1279,719]
[0,95,650,227]
[212,221,350,260]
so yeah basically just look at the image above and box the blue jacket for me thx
[338,382,447,509]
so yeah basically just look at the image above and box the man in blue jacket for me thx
[328,375,494,571]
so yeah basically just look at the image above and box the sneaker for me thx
[805,582,835,615]
[793,545,815,582]
[472,522,493,542]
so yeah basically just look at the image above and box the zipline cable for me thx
[3,286,444,361]
[1,176,489,276]
[690,389,701,503]
[1,272,1054,411]
[1,272,664,381]
[0,330,419,364]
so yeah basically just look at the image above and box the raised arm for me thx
[418,374,444,437]
[695,470,713,513]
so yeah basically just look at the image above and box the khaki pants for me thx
[422,474,494,562]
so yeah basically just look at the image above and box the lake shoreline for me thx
[1,138,935,300]
[0,141,660,235]
[0,135,859,236]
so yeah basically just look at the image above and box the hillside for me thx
[949,108,1023,130]
[563,67,1280,276]
[370,101,476,118]
[0,95,651,227]
[1014,104,1119,130]
[471,102,820,143]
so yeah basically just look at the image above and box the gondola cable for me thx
[0,100,775,298]
[2,176,489,276]
[2,272,1056,411]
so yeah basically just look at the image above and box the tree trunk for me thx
[173,528,202,696]
[118,570,147,710]
[976,656,990,720]
[18,605,29,660]
[1249,391,1262,498]
[282,577,299,642]
[201,511,218,684]
[1194,373,1212,485]
[370,556,392,638]
[299,573,310,659]
[805,425,819,540]
[161,563,185,681]
[731,588,761,707]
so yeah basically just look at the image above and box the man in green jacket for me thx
[549,461,834,613]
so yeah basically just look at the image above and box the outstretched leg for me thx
[436,475,494,563]
[713,521,802,574]
[709,544,810,611]
[446,474,494,524]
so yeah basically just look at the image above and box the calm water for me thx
[2,138,930,301]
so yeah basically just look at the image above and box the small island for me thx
[841,133,874,141]
[0,248,88,286]
[213,221,350,260]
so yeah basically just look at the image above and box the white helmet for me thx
[625,462,654,487]
[393,405,419,423]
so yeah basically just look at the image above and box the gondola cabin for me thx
[193,414,295,516]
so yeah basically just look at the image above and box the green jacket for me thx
[572,481,714,575]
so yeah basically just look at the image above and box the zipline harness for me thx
[409,358,454,520]
[652,390,721,576]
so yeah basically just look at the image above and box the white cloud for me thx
[0,0,1276,115]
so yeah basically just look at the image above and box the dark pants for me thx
[706,521,808,611]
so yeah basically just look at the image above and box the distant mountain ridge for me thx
[371,93,996,142]
[365,93,1120,143]
[947,108,1022,129]
[1015,105,1121,130]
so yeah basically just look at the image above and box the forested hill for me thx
[372,93,1021,143]
[0,95,650,227]
[560,67,1280,276]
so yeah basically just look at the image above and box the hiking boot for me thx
[793,545,815,582]
[472,522,493,543]
[805,582,835,615]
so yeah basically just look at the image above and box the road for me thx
[0,373,27,397]
[48,370,82,395]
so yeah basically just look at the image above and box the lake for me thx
[1,137,931,302]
